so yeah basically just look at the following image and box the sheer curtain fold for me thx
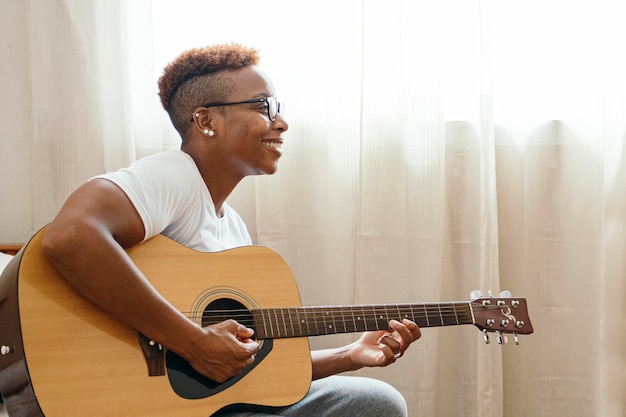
[27,0,146,225]
[17,1,626,416]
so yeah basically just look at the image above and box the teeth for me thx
[264,141,282,150]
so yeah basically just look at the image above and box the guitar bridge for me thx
[136,332,165,376]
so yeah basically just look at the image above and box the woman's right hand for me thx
[186,319,260,383]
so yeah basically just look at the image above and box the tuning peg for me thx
[470,290,483,299]
[497,331,507,345]
[514,332,519,345]
[499,290,512,298]
[488,290,494,297]
[482,329,490,344]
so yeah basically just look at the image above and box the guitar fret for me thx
[317,308,325,335]
[442,303,459,326]
[452,303,459,325]
[258,309,268,339]
[286,309,291,335]
[265,309,273,338]
[384,305,391,329]
[309,308,316,334]
[373,305,388,330]
[361,306,368,331]
[303,308,311,336]
[322,307,332,334]
[285,308,293,337]
[402,305,412,321]
[329,308,336,334]
[271,309,278,337]
[433,304,443,326]
[350,308,357,332]
[257,309,271,338]
[330,307,339,334]
[293,308,300,337]
[363,305,370,330]
[279,308,287,337]
[340,306,347,333]
[437,303,444,326]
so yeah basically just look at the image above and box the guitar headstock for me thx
[470,290,534,345]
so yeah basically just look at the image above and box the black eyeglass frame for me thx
[199,97,283,122]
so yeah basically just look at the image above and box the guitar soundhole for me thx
[166,297,273,400]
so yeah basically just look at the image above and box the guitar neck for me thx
[252,302,474,339]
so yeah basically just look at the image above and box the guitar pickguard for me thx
[166,297,273,399]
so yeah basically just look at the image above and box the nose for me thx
[272,113,288,132]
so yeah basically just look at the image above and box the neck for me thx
[182,146,243,217]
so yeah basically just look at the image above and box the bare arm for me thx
[42,179,259,382]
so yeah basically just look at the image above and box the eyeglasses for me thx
[201,97,284,122]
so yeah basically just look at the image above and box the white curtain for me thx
[16,0,626,416]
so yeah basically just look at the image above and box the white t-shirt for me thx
[96,149,251,252]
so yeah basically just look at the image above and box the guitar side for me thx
[0,229,312,417]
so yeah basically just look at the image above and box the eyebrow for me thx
[250,92,272,98]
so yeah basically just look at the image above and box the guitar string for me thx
[177,303,511,315]
[179,306,473,318]
[180,306,476,326]
[178,305,488,317]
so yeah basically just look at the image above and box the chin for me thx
[250,165,278,176]
[264,166,279,175]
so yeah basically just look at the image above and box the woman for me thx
[43,43,421,416]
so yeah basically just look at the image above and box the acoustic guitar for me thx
[0,228,533,417]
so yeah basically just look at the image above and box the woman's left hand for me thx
[349,319,421,367]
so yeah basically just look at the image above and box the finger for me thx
[246,340,261,354]
[234,322,255,338]
[401,319,422,340]
[389,320,414,346]
[378,342,397,361]
[231,341,260,366]
[379,334,402,357]
[236,329,256,343]
[378,341,402,365]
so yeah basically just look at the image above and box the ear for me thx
[191,107,216,133]
[192,107,227,132]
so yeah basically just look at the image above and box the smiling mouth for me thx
[263,140,283,151]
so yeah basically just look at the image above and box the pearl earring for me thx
[195,113,200,118]
[204,129,215,137]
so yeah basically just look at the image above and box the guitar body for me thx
[0,229,312,417]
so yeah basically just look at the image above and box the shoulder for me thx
[98,150,197,185]
[132,149,195,171]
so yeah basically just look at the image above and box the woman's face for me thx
[216,66,289,177]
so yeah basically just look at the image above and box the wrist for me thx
[311,343,362,380]
[161,317,205,359]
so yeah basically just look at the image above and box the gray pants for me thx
[215,375,408,417]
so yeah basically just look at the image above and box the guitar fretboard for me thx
[252,302,474,339]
